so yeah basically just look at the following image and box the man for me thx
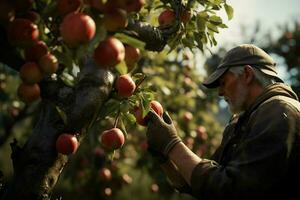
[146,44,300,200]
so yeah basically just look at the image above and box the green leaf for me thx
[124,113,136,124]
[218,23,228,28]
[120,100,130,113]
[196,17,206,32]
[60,72,75,87]
[224,4,234,20]
[56,106,67,124]
[139,94,151,118]
[115,61,128,75]
[119,117,128,138]
[209,15,222,25]
[198,11,209,20]
[114,33,145,50]
[207,23,219,33]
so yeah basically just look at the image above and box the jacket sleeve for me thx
[189,99,298,200]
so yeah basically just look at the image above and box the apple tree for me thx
[263,22,300,97]
[0,0,233,199]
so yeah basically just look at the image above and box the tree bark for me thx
[1,59,114,200]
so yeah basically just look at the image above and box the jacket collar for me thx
[244,83,298,118]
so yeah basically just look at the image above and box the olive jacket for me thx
[190,83,300,200]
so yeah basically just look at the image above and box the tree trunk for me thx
[1,59,114,200]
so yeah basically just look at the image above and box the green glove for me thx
[146,110,181,156]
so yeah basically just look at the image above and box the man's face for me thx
[218,70,248,114]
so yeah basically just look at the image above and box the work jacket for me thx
[190,83,300,200]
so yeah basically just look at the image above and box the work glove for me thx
[146,110,181,156]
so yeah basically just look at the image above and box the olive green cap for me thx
[203,44,283,88]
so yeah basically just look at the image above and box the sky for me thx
[214,0,300,48]
[199,0,300,81]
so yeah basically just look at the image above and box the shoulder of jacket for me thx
[261,95,300,112]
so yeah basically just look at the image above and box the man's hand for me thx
[146,110,181,156]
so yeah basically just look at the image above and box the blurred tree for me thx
[263,22,300,97]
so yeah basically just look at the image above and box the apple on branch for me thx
[56,133,79,155]
[38,53,59,75]
[17,82,41,103]
[99,128,125,151]
[124,45,141,71]
[60,12,96,47]
[57,0,82,16]
[24,40,48,62]
[158,9,176,26]
[103,8,128,32]
[7,18,39,47]
[19,62,43,84]
[116,74,136,98]
[93,37,125,68]
[133,100,164,126]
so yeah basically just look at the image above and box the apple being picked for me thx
[116,74,136,98]
[56,133,79,155]
[133,100,163,126]
[99,128,125,151]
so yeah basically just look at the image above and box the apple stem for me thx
[110,150,115,161]
[113,111,120,128]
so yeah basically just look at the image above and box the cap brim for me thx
[202,67,228,88]
[260,68,284,83]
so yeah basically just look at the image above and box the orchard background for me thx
[0,0,299,200]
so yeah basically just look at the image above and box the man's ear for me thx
[243,65,255,84]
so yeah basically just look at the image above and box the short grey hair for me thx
[229,66,276,87]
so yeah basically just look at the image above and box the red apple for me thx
[19,62,43,84]
[89,0,119,13]
[103,187,112,197]
[17,82,40,103]
[124,45,140,71]
[120,0,145,13]
[24,40,48,61]
[158,9,176,26]
[103,8,128,32]
[60,12,96,46]
[196,126,208,141]
[122,173,133,184]
[133,100,163,126]
[116,74,136,97]
[99,167,112,181]
[56,133,79,155]
[183,111,193,122]
[7,18,39,47]
[93,37,125,68]
[99,128,125,151]
[151,183,159,193]
[38,53,59,74]
[57,0,82,16]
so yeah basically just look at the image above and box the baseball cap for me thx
[203,44,284,88]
